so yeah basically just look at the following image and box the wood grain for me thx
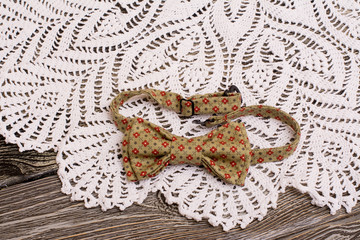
[0,135,57,186]
[1,175,360,240]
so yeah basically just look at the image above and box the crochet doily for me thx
[1,0,360,231]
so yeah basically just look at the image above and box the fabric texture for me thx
[0,0,359,231]
[110,88,300,185]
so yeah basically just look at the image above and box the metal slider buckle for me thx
[180,99,195,116]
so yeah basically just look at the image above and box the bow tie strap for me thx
[206,105,301,165]
[110,87,242,133]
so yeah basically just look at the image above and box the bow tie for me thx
[110,86,301,186]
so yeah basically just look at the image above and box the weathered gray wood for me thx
[1,175,360,240]
[0,135,57,186]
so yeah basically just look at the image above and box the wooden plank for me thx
[1,175,360,239]
[0,135,57,186]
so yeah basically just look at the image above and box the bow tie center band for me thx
[110,86,301,186]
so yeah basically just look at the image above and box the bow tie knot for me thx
[169,137,204,165]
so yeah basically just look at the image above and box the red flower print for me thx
[132,148,139,154]
[210,147,217,153]
[127,171,133,176]
[178,145,185,151]
[220,165,225,169]
[275,116,281,121]
[151,91,156,97]
[237,171,242,178]
[185,101,192,107]
[232,105,238,111]
[222,98,228,104]
[221,154,227,159]
[164,161,169,166]
[135,162,142,167]
[140,171,147,177]
[188,139,193,143]
[195,145,202,152]
[266,110,272,113]
[229,137,235,141]
[230,146,237,152]
[286,145,292,152]
[160,91,166,96]
[258,105,263,108]
[186,155,193,160]
[217,133,224,139]
[171,154,176,160]
[126,125,132,130]
[152,149,159,155]
[223,123,230,128]
[142,140,149,147]
[137,118,144,123]
[122,140,128,146]
[240,154,245,161]
[172,137,177,141]
[210,160,215,166]
[177,95,181,101]
[212,106,219,112]
[123,156,129,163]
[257,158,264,163]
[230,161,236,167]
[133,132,140,138]
[267,150,273,155]
[166,100,172,106]
[235,126,241,132]
[213,157,218,162]
[120,100,124,105]
[208,132,214,138]
[225,174,231,179]
[249,151,254,156]
[277,155,284,160]
[240,108,245,112]
[194,106,200,112]
[220,141,226,145]
[157,159,162,165]
[144,128,150,133]
[155,127,160,132]
[121,119,128,125]
[153,136,159,140]
[203,98,209,104]
[257,113,263,117]
[162,142,169,148]
[114,121,118,127]
[239,139,245,145]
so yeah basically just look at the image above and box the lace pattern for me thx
[1,0,360,231]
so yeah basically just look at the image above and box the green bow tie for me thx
[110,86,300,186]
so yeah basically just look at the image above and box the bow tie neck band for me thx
[110,86,301,186]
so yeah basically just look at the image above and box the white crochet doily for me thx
[1,0,360,231]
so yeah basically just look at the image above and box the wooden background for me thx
[1,134,360,240]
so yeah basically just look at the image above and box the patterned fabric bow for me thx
[110,87,301,186]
